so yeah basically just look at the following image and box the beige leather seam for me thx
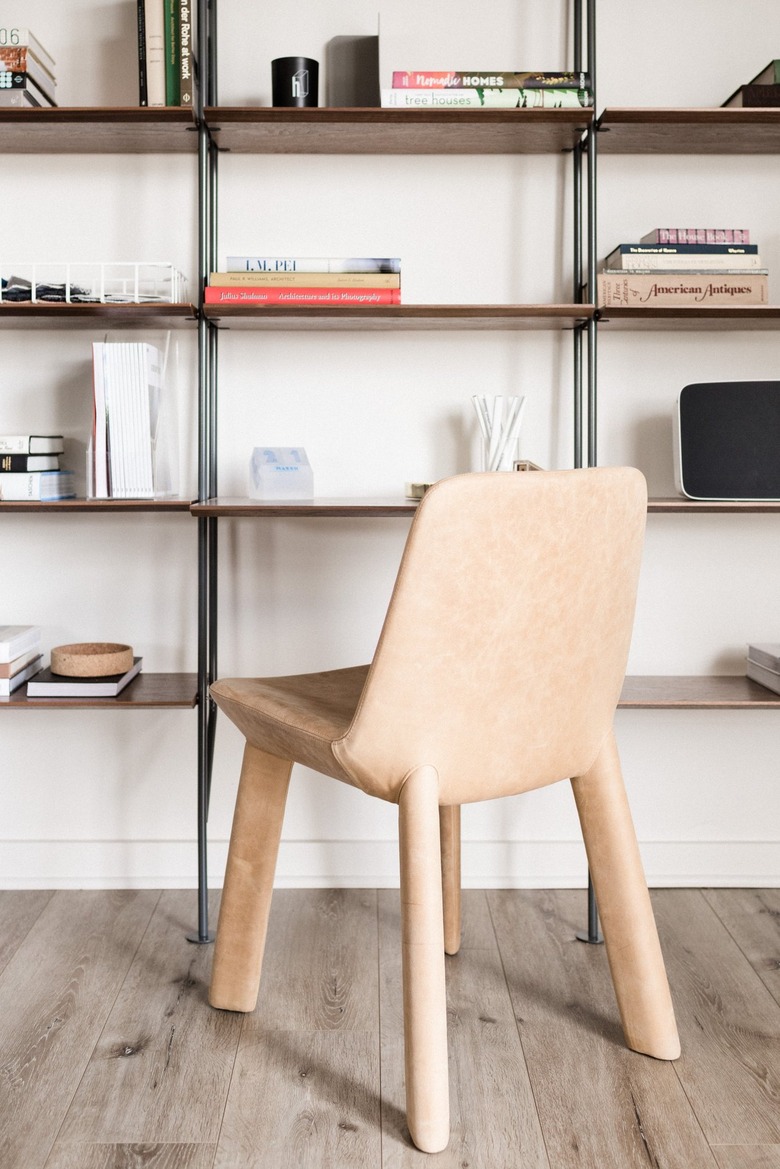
[395,764,440,807]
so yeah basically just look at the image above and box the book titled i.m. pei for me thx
[225,257,402,274]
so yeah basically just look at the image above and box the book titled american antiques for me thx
[226,257,401,274]
[641,228,750,245]
[204,287,401,306]
[381,87,591,109]
[210,271,400,289]
[392,71,589,89]
[597,272,768,308]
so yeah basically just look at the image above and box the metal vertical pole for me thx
[189,0,215,942]
[572,0,583,470]
[577,0,603,946]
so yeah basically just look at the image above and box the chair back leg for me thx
[571,730,681,1061]
[399,766,450,1153]
[439,805,462,955]
[209,744,293,1013]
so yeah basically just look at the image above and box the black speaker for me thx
[675,380,780,500]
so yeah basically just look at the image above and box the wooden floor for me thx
[1,888,779,1169]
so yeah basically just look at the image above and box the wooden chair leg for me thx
[571,729,681,1061]
[399,767,450,1153]
[209,743,293,1013]
[439,805,462,955]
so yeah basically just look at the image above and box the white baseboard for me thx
[1,838,778,889]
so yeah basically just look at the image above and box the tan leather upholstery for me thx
[209,468,680,1154]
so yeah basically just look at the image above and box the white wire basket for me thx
[0,262,188,304]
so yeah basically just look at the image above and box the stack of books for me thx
[205,257,402,307]
[90,341,166,498]
[0,27,56,108]
[381,70,592,109]
[723,60,780,108]
[137,0,193,108]
[0,434,74,500]
[0,625,43,697]
[746,643,780,695]
[597,227,768,308]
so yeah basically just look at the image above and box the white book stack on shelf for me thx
[0,625,42,697]
[89,340,174,499]
[0,27,57,108]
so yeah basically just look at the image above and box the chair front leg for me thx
[439,805,462,955]
[209,743,293,1013]
[571,729,680,1061]
[398,766,450,1154]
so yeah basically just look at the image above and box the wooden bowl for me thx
[50,642,133,677]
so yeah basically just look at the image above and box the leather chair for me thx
[208,467,680,1154]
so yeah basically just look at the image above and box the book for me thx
[640,228,750,245]
[0,647,42,678]
[723,83,780,108]
[0,89,40,107]
[0,435,64,454]
[381,87,591,109]
[0,470,76,500]
[747,643,780,672]
[0,453,59,471]
[143,0,166,107]
[26,657,143,697]
[746,655,780,696]
[723,61,780,107]
[597,272,768,307]
[164,0,180,105]
[178,0,193,107]
[603,244,762,272]
[0,27,56,76]
[209,271,401,289]
[0,47,56,101]
[225,257,402,274]
[0,625,40,664]
[137,0,147,105]
[0,74,54,107]
[204,286,402,305]
[391,70,590,90]
[91,341,166,499]
[0,655,42,697]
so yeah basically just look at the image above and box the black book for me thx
[27,657,143,697]
[137,0,148,106]
[0,453,59,472]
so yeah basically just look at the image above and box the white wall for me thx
[2,0,779,889]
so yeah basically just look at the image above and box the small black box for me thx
[675,380,780,500]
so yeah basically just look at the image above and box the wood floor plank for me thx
[652,889,780,1145]
[0,889,54,976]
[378,888,550,1169]
[487,888,719,1169]
[214,1030,381,1169]
[57,891,241,1146]
[712,1147,780,1169]
[702,889,780,1007]
[45,1143,217,1169]
[0,890,160,1169]
[247,889,379,1033]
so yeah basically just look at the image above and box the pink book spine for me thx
[204,287,401,305]
[653,228,750,244]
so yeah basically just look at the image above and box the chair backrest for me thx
[333,467,647,804]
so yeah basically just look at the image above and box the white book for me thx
[104,345,128,497]
[0,655,43,696]
[91,343,109,498]
[0,470,75,501]
[0,625,40,664]
[144,0,166,107]
[380,87,589,109]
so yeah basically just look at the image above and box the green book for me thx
[163,0,180,105]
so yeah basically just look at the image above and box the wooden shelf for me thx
[204,106,591,154]
[597,306,780,330]
[597,107,780,154]
[2,672,198,709]
[0,498,193,513]
[0,303,197,329]
[191,497,419,518]
[0,107,198,153]
[203,304,593,331]
[648,497,780,513]
[619,676,780,708]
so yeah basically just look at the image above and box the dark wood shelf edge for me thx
[648,497,780,512]
[0,499,195,513]
[619,675,780,708]
[2,672,198,709]
[191,497,419,517]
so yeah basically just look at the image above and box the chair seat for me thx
[211,664,370,785]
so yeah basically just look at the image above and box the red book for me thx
[204,286,401,306]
